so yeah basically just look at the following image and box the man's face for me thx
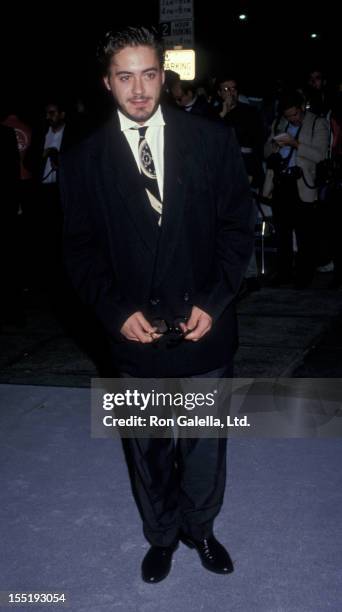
[104,45,165,124]
[218,80,238,106]
[283,105,304,127]
[308,71,323,91]
[46,104,65,130]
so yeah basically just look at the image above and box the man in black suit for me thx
[60,26,254,583]
[28,99,83,182]
[24,99,87,293]
[171,79,216,119]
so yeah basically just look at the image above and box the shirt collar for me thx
[118,105,165,132]
[47,125,65,136]
[184,95,198,110]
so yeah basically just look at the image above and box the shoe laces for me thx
[202,538,214,560]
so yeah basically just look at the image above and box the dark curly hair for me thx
[97,26,165,76]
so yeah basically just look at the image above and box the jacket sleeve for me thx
[297,117,329,164]
[60,151,139,339]
[193,129,255,321]
[264,119,277,159]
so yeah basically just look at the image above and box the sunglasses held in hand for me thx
[150,317,193,348]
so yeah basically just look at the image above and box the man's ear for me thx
[103,76,111,91]
[161,70,165,86]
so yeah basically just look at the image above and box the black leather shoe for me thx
[180,532,234,574]
[141,543,178,583]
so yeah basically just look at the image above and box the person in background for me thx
[304,68,331,118]
[27,98,84,290]
[217,76,265,291]
[171,80,216,119]
[264,90,329,288]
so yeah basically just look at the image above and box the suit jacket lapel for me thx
[101,115,160,253]
[152,110,188,287]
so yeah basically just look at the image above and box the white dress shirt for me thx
[42,125,65,184]
[118,106,165,200]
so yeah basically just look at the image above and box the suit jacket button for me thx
[150,298,160,306]
[184,292,189,302]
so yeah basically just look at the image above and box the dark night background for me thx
[1,1,340,117]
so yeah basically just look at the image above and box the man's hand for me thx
[219,97,235,118]
[120,311,161,343]
[43,147,60,169]
[275,134,298,149]
[180,306,213,341]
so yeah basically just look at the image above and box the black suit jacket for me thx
[185,95,218,120]
[60,106,254,376]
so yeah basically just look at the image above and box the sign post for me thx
[159,0,194,48]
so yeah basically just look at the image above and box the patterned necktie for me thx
[135,126,163,226]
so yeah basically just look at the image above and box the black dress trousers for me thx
[121,364,232,547]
